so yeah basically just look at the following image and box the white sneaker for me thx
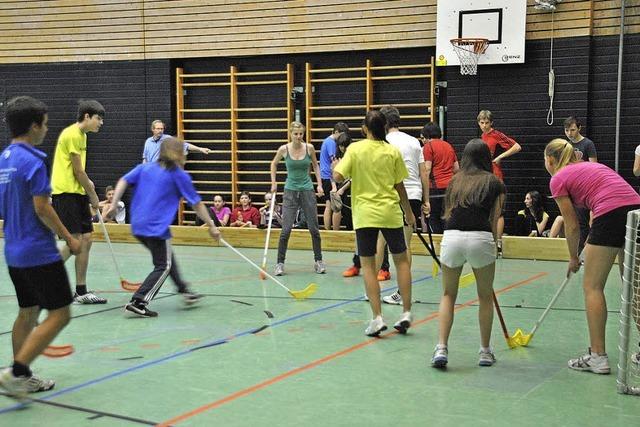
[274,263,285,276]
[382,291,402,305]
[431,345,448,368]
[24,375,55,393]
[393,311,412,334]
[365,316,387,337]
[568,348,610,374]
[0,368,29,401]
[632,352,640,365]
[314,260,326,274]
[73,291,107,304]
[478,347,496,367]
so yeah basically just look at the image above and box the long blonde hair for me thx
[159,137,185,169]
[544,138,577,171]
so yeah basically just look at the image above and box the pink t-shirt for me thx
[550,162,640,218]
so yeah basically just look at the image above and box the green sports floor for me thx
[0,240,639,426]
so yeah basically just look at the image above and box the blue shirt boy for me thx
[0,142,61,267]
[124,162,201,239]
[319,135,337,180]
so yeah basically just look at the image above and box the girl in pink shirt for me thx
[545,138,640,375]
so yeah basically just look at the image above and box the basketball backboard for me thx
[436,0,527,67]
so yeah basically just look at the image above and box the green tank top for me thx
[284,143,314,191]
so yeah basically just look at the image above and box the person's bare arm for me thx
[70,153,99,208]
[394,182,415,227]
[33,195,81,254]
[186,143,212,155]
[494,143,522,164]
[270,145,286,193]
[633,154,640,176]
[555,196,581,274]
[420,161,431,216]
[309,145,324,197]
[490,194,505,243]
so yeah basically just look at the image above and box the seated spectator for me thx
[210,194,231,227]
[230,191,260,227]
[259,192,282,228]
[98,185,126,224]
[514,190,549,237]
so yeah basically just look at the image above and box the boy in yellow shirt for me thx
[51,100,106,304]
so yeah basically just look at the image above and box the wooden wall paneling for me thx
[230,66,239,208]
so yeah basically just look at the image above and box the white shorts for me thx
[440,230,496,269]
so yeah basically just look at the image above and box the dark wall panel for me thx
[0,60,172,214]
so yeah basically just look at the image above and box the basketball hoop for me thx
[450,38,489,75]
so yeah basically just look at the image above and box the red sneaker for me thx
[377,269,391,281]
[342,266,360,277]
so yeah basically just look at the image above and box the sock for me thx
[76,285,87,296]
[12,361,31,378]
[480,346,491,353]
[436,343,447,349]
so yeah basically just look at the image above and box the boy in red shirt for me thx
[477,110,521,253]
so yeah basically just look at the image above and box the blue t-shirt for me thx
[0,142,61,268]
[319,135,336,180]
[124,162,202,239]
[142,134,188,163]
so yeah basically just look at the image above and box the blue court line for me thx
[0,275,433,414]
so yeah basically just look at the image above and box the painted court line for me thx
[0,275,432,414]
[157,272,548,426]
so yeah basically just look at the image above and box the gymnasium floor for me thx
[0,241,638,426]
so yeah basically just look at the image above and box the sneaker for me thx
[362,293,369,301]
[274,263,285,276]
[73,291,107,304]
[478,347,496,367]
[568,348,610,374]
[382,291,402,305]
[343,266,360,277]
[25,375,55,393]
[377,269,391,281]
[0,368,28,401]
[181,291,202,306]
[431,345,448,368]
[632,352,640,366]
[496,240,503,258]
[365,316,387,337]
[393,311,412,334]
[124,302,158,318]
[314,260,326,274]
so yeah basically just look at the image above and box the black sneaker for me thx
[124,302,158,317]
[181,291,203,306]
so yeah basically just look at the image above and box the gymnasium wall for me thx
[0,60,173,209]
[0,1,638,230]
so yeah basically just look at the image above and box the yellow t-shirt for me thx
[334,138,408,229]
[51,123,87,195]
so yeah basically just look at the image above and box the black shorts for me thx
[321,179,333,202]
[588,204,640,248]
[52,193,93,234]
[9,260,73,310]
[355,227,407,257]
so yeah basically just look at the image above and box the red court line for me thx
[157,271,547,426]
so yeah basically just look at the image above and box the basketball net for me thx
[450,38,489,75]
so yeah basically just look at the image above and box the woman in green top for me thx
[270,121,325,276]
